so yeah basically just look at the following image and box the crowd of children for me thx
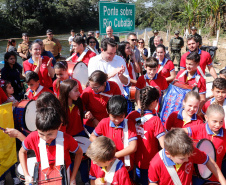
[0,33,226,185]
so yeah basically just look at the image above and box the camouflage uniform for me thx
[169,32,184,66]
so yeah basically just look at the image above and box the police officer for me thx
[17,33,32,61]
[191,26,202,47]
[43,29,62,60]
[169,30,184,67]
[149,30,159,56]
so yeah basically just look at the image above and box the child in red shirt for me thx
[59,79,91,184]
[148,128,226,185]
[53,61,82,97]
[25,71,53,100]
[156,44,175,84]
[23,42,54,89]
[87,136,131,185]
[19,107,83,185]
[200,78,226,122]
[135,57,168,109]
[81,70,121,133]
[0,86,8,105]
[90,95,137,178]
[165,91,203,131]
[127,86,165,185]
[184,104,226,184]
[175,52,206,110]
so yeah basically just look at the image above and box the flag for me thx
[0,102,17,177]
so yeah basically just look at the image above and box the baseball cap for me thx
[22,33,29,37]
[174,30,180,34]
[153,30,159,34]
[46,29,53,34]
[191,26,197,30]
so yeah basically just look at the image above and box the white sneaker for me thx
[85,182,90,185]
[13,177,21,185]
[0,180,5,185]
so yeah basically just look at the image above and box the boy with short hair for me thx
[87,136,131,185]
[26,71,53,100]
[200,77,226,120]
[19,107,83,185]
[184,104,226,184]
[135,57,168,108]
[90,95,137,175]
[148,128,226,185]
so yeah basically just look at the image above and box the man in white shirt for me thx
[88,38,130,93]
[68,29,75,52]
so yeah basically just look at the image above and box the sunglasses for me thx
[138,42,144,43]
[130,39,137,42]
[89,41,96,43]
[47,33,53,35]
[88,34,92,36]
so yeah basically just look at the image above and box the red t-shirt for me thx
[53,77,83,97]
[81,81,121,127]
[176,70,206,94]
[66,104,84,136]
[93,117,137,171]
[165,109,203,131]
[187,123,226,182]
[23,56,53,88]
[136,74,168,93]
[158,58,175,84]
[89,160,131,185]
[180,50,212,75]
[27,85,53,100]
[148,148,209,185]
[127,110,165,169]
[22,131,79,169]
[71,50,96,65]
[0,87,8,104]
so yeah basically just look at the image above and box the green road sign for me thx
[99,2,135,34]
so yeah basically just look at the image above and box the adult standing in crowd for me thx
[137,38,148,74]
[68,29,75,52]
[180,35,217,79]
[17,33,31,61]
[6,39,17,55]
[149,30,159,56]
[190,26,202,47]
[127,32,142,76]
[34,39,56,66]
[1,52,23,100]
[106,26,120,43]
[80,29,87,41]
[95,30,101,45]
[169,30,184,69]
[43,29,62,61]
[88,38,130,94]
[152,36,171,60]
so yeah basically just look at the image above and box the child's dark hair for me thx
[184,91,200,102]
[36,92,66,126]
[72,36,85,47]
[107,95,127,116]
[145,57,159,68]
[25,71,39,83]
[88,70,108,86]
[4,51,17,69]
[156,44,166,52]
[186,52,200,63]
[54,61,68,91]
[140,86,160,116]
[59,79,84,125]
[1,80,11,97]
[219,69,226,78]
[6,39,16,52]
[36,107,61,131]
[212,78,226,90]
[164,128,194,156]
